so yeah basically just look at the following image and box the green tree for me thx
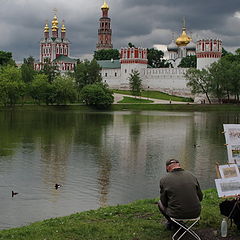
[185,68,212,104]
[0,65,25,106]
[74,59,102,99]
[94,49,120,60]
[207,59,230,103]
[178,55,197,68]
[80,83,114,109]
[51,75,77,105]
[0,51,15,66]
[40,58,59,83]
[208,55,240,103]
[87,59,102,84]
[147,48,170,68]
[21,56,36,83]
[74,60,89,94]
[29,74,51,104]
[128,70,142,97]
[222,48,229,57]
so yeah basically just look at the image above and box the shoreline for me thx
[0,189,238,239]
[0,103,240,112]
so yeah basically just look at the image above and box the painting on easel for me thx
[218,164,240,179]
[215,177,240,197]
[223,124,240,165]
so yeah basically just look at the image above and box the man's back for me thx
[160,168,203,219]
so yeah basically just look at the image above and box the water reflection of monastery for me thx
[37,111,226,204]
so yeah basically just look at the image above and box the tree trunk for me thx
[205,93,211,104]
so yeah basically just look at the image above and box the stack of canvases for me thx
[215,124,240,229]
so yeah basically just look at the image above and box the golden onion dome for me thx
[52,15,59,26]
[52,24,58,31]
[61,22,66,32]
[101,1,109,9]
[44,23,49,32]
[175,27,191,47]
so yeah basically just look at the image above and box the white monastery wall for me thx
[142,68,189,92]
[101,69,123,89]
[102,67,191,95]
[100,39,222,97]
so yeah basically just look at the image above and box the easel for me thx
[216,162,240,228]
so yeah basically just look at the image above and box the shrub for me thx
[80,83,114,109]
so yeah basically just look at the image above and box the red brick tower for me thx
[96,1,113,50]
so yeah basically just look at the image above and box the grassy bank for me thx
[1,103,240,112]
[0,189,238,240]
[113,90,193,102]
[110,103,240,112]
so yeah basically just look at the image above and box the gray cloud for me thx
[0,0,240,61]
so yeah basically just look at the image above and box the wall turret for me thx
[196,39,222,69]
[120,47,148,84]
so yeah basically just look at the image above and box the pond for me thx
[0,109,239,229]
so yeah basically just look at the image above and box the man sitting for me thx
[158,159,203,230]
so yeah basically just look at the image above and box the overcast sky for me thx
[1,0,240,61]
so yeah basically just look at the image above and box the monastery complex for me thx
[35,1,223,98]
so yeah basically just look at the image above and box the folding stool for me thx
[170,216,201,240]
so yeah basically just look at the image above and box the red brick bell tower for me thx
[96,1,113,50]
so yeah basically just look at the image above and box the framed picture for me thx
[226,145,240,165]
[223,124,240,145]
[215,178,240,197]
[223,125,240,164]
[218,164,240,179]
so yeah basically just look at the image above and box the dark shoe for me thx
[165,221,172,230]
[165,221,179,231]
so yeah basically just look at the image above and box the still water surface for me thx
[0,109,239,229]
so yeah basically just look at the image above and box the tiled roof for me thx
[97,59,121,69]
[53,55,77,63]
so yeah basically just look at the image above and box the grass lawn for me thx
[114,89,194,102]
[117,96,154,104]
[0,189,238,240]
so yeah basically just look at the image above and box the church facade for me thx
[35,14,76,72]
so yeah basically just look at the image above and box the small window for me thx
[125,69,127,73]
[115,72,117,77]
[105,73,108,77]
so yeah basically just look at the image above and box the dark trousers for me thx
[158,200,171,222]
[158,199,180,228]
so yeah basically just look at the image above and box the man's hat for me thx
[166,159,179,166]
